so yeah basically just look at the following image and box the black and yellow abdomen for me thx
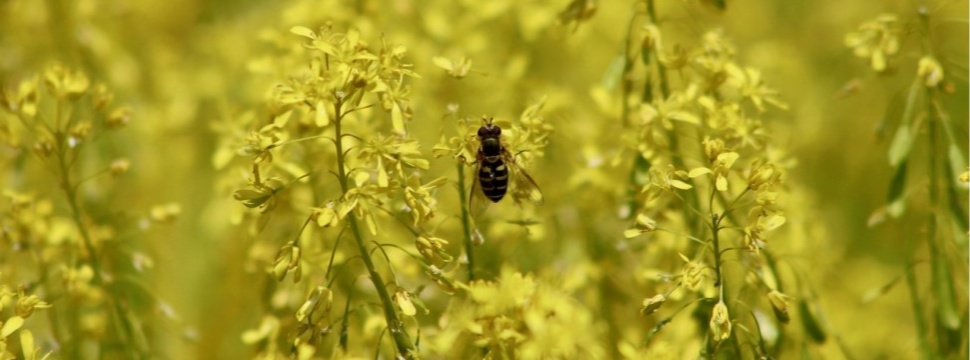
[478,136,508,202]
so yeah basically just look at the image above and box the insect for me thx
[469,117,543,218]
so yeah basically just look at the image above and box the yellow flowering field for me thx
[0,0,967,359]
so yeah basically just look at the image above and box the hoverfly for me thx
[469,117,543,218]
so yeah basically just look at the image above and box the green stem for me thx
[332,99,415,358]
[457,163,476,281]
[711,213,724,290]
[52,102,145,359]
[905,241,933,360]
[643,0,701,234]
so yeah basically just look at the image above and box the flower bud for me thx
[709,301,732,342]
[767,290,791,324]
[110,158,131,177]
[416,235,453,266]
[640,294,665,316]
[106,107,131,129]
[917,56,944,88]
[16,293,51,318]
[393,289,417,317]
[703,137,725,162]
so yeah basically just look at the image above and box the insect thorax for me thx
[480,138,502,156]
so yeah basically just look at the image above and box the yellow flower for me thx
[43,64,90,100]
[432,56,474,79]
[917,56,944,88]
[689,147,739,192]
[271,241,302,283]
[109,158,131,177]
[15,289,51,319]
[312,206,340,228]
[624,213,658,239]
[105,106,131,129]
[679,253,708,291]
[743,213,786,253]
[640,294,666,316]
[294,287,332,347]
[393,289,417,317]
[767,290,791,324]
[844,14,899,72]
[642,164,692,202]
[746,160,782,191]
[709,301,731,342]
[415,235,453,266]
[724,63,788,111]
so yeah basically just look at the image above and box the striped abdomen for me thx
[478,150,508,203]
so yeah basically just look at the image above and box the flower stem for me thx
[53,102,146,359]
[711,213,724,290]
[457,162,476,281]
[643,0,702,234]
[332,99,415,358]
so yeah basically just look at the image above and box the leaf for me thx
[431,56,454,72]
[377,158,389,187]
[798,300,826,343]
[947,144,966,187]
[889,79,920,167]
[670,180,693,190]
[0,316,24,338]
[20,330,35,359]
[212,146,235,170]
[887,125,913,167]
[688,167,712,178]
[602,55,625,91]
[315,100,330,127]
[715,175,728,192]
[886,160,908,218]
[860,275,901,304]
[623,228,645,239]
[391,103,405,134]
[669,110,700,124]
[932,254,960,330]
[233,189,271,208]
[272,109,292,128]
[290,26,316,39]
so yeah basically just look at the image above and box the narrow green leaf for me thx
[931,255,960,330]
[798,299,827,343]
[290,26,316,39]
[888,126,913,167]
[947,144,967,187]
[0,316,23,337]
[888,79,921,167]
[936,315,962,355]
[340,293,352,351]
[886,160,908,218]
[944,153,969,232]
[602,55,625,91]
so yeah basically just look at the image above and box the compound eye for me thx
[492,126,501,136]
[477,127,488,137]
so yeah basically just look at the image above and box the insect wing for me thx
[504,153,544,205]
[467,164,491,219]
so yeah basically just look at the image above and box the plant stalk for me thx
[332,99,415,358]
[457,163,476,281]
[53,102,146,359]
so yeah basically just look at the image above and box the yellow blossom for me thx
[710,301,732,342]
[640,294,666,316]
[844,14,899,72]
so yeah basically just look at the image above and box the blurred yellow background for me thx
[0,0,967,359]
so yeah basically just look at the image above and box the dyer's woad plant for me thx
[1,65,171,359]
[602,1,827,358]
[846,8,969,359]
[228,26,443,359]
